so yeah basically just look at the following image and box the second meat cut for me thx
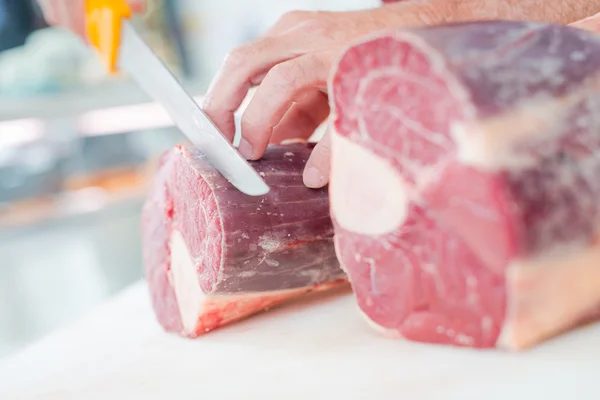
[329,20,600,350]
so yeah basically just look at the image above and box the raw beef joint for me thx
[142,143,345,337]
[329,20,600,350]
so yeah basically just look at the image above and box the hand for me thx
[38,0,145,38]
[202,2,453,188]
[203,0,600,189]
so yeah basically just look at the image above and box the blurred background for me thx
[0,0,377,359]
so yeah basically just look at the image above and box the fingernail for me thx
[201,95,212,110]
[238,138,254,160]
[303,167,325,188]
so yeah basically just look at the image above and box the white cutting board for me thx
[0,281,599,400]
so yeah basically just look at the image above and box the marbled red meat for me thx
[142,143,346,337]
[329,20,600,350]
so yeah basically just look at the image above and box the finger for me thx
[202,35,304,142]
[303,128,332,188]
[54,0,82,36]
[70,0,86,37]
[238,51,331,160]
[270,90,329,144]
[39,0,85,36]
[40,0,67,26]
[37,0,58,24]
[261,10,312,37]
[129,0,146,13]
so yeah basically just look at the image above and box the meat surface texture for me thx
[142,143,346,337]
[329,20,600,350]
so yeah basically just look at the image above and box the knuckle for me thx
[280,10,309,24]
[279,10,328,34]
[268,62,298,87]
[224,44,252,68]
[225,36,275,69]
[241,113,259,130]
[302,17,326,33]
[303,11,334,35]
[267,54,325,90]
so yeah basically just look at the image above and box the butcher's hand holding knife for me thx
[39,0,600,188]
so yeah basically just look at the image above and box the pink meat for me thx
[329,20,600,350]
[142,143,346,337]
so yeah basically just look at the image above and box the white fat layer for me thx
[498,241,600,350]
[453,74,600,171]
[170,230,206,335]
[330,133,409,236]
[171,230,346,334]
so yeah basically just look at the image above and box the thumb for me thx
[303,129,332,189]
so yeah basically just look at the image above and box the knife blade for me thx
[116,21,269,196]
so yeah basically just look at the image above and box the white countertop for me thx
[1,281,599,399]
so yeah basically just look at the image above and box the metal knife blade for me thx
[117,21,270,196]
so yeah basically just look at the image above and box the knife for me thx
[85,0,270,196]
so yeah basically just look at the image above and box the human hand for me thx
[38,0,145,38]
[202,3,452,188]
[570,12,600,33]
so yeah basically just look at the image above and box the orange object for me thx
[85,0,133,74]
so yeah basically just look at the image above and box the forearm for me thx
[383,0,600,26]
[457,0,600,25]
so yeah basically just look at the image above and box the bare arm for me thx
[203,0,600,188]
[446,0,600,25]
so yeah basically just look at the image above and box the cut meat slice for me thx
[142,143,346,337]
[329,20,600,350]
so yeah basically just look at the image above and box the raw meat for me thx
[142,143,345,337]
[328,20,600,350]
